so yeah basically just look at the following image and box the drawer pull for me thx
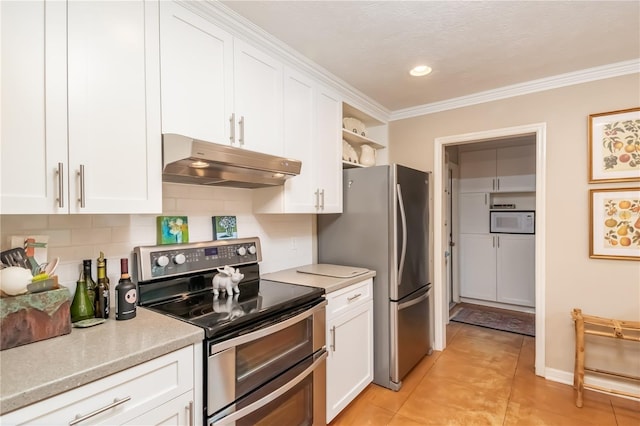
[347,293,362,302]
[187,400,194,426]
[69,396,131,425]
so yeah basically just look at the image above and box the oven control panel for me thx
[134,237,262,281]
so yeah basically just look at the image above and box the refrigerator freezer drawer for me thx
[390,287,432,384]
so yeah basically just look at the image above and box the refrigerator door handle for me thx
[397,289,431,311]
[396,183,408,287]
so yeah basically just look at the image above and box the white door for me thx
[497,234,535,307]
[314,87,342,213]
[459,233,496,301]
[233,39,283,155]
[159,1,234,144]
[0,0,67,214]
[67,0,161,214]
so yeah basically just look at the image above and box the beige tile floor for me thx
[329,322,640,425]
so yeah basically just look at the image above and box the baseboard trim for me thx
[459,297,535,314]
[545,367,640,401]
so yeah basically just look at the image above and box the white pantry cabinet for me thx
[459,192,490,234]
[159,2,283,156]
[326,278,374,422]
[459,145,535,193]
[253,68,342,213]
[459,233,535,307]
[0,0,162,215]
[0,345,196,426]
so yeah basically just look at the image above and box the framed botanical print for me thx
[588,107,640,183]
[589,187,640,260]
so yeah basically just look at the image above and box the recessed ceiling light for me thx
[410,65,432,77]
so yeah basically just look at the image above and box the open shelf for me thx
[342,129,385,150]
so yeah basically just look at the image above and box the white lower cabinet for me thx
[326,278,373,423]
[0,346,196,426]
[460,234,535,307]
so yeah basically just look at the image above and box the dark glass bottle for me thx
[95,252,110,318]
[70,271,94,322]
[82,259,96,309]
[116,258,137,320]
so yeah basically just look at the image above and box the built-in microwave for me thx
[490,210,535,234]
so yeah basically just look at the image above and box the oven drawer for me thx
[326,278,373,318]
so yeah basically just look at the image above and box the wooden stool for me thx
[571,308,640,407]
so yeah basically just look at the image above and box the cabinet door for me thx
[126,392,193,426]
[0,0,67,214]
[233,39,283,156]
[497,234,535,307]
[315,86,343,213]
[459,193,490,233]
[160,1,233,144]
[67,0,161,214]
[459,149,496,193]
[459,234,496,301]
[326,301,373,422]
[281,67,316,212]
[496,145,536,192]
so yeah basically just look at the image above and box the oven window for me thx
[234,356,316,426]
[236,316,313,397]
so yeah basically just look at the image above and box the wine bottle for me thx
[115,258,137,320]
[70,271,94,322]
[95,252,110,318]
[82,259,96,309]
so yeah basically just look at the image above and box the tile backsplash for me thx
[0,183,315,292]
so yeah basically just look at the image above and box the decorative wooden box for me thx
[0,287,72,351]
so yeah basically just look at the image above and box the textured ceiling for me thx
[220,0,640,112]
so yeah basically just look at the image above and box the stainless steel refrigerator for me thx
[318,164,431,391]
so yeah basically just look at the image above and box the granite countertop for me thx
[0,307,203,414]
[263,264,376,294]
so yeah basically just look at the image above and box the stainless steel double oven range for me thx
[134,237,326,426]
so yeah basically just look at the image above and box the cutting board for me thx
[296,264,369,279]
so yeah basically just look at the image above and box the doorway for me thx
[433,123,546,377]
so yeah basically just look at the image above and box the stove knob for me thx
[236,246,247,256]
[248,245,257,255]
[156,255,170,267]
[174,253,186,265]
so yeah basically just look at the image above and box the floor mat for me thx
[450,304,535,337]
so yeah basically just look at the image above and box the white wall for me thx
[0,183,315,294]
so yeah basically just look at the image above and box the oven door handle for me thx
[211,351,327,426]
[210,300,327,354]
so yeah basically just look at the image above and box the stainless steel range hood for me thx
[162,134,301,188]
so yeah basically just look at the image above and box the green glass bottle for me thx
[82,259,96,310]
[70,271,94,323]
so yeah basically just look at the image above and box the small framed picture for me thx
[213,216,238,240]
[157,216,189,245]
[588,107,640,183]
[589,188,640,260]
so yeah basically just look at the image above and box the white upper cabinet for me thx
[1,0,162,214]
[459,145,535,193]
[253,68,342,213]
[160,1,233,144]
[1,1,67,214]
[159,2,283,156]
[233,39,284,155]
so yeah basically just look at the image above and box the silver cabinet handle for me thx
[77,164,86,208]
[496,235,500,248]
[69,396,131,425]
[330,325,336,351]
[484,193,488,205]
[492,236,496,248]
[314,189,320,209]
[212,352,327,426]
[229,113,235,144]
[347,293,362,302]
[492,178,496,191]
[56,162,64,208]
[496,178,500,191]
[238,116,245,147]
[187,401,194,426]
[320,189,325,209]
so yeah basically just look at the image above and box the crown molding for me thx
[390,59,640,121]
